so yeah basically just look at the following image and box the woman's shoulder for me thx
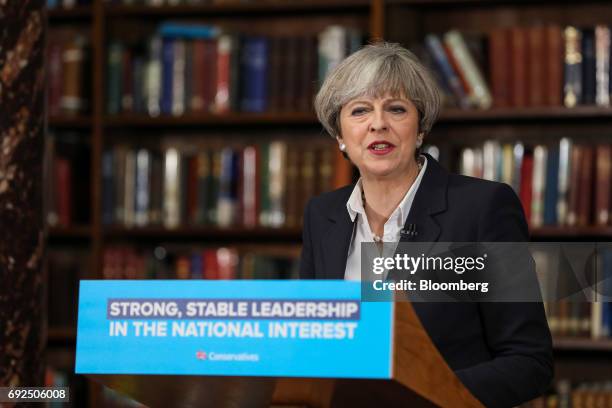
[446,172,520,204]
[447,173,521,215]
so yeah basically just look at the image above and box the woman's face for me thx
[338,93,420,181]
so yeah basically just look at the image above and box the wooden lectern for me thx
[87,302,482,408]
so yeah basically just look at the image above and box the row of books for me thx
[45,133,90,227]
[523,380,612,408]
[459,139,611,227]
[105,0,246,5]
[102,139,352,228]
[48,29,89,116]
[102,245,299,280]
[544,300,612,340]
[422,25,612,109]
[47,0,90,8]
[106,23,362,116]
[535,244,612,339]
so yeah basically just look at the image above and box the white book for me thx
[557,137,572,225]
[163,148,181,229]
[145,37,162,117]
[460,148,476,177]
[172,40,186,116]
[135,149,151,227]
[123,150,136,228]
[444,30,493,109]
[483,140,500,181]
[268,141,287,227]
[595,25,610,106]
[531,145,548,227]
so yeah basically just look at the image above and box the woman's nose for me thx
[369,108,388,132]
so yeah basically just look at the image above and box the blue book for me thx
[102,150,114,225]
[217,148,237,226]
[161,39,174,115]
[240,36,269,113]
[158,23,219,40]
[190,252,203,279]
[543,144,559,225]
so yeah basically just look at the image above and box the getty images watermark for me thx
[360,242,612,302]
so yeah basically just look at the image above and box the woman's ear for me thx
[336,137,346,152]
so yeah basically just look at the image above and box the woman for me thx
[299,42,553,407]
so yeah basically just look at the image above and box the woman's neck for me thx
[361,159,421,237]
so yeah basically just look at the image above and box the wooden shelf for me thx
[48,115,92,129]
[554,337,612,352]
[48,327,76,343]
[438,106,612,123]
[47,6,92,21]
[48,225,92,239]
[530,226,612,239]
[104,112,319,127]
[103,226,302,241]
[105,0,370,17]
[102,107,612,128]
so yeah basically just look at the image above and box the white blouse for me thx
[343,156,428,281]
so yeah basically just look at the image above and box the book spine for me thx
[444,30,492,109]
[214,35,232,113]
[581,28,596,105]
[545,25,563,106]
[102,150,115,225]
[488,28,511,108]
[557,137,572,225]
[595,144,611,225]
[595,25,610,106]
[135,149,151,227]
[107,41,123,115]
[425,34,470,109]
[563,26,582,107]
[161,38,174,115]
[145,36,162,117]
[240,36,268,113]
[171,39,186,116]
[163,148,181,228]
[531,145,547,227]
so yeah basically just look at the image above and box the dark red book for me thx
[519,153,534,223]
[567,145,583,226]
[595,144,611,225]
[545,25,563,106]
[489,28,511,108]
[527,26,545,107]
[510,27,528,107]
[54,157,72,227]
[577,146,594,226]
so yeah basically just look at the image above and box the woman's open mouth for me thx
[367,141,396,155]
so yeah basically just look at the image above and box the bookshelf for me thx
[44,0,612,406]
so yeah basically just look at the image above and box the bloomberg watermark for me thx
[360,242,612,302]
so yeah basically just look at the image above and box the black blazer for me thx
[299,154,553,408]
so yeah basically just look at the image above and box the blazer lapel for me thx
[321,189,355,280]
[401,153,448,244]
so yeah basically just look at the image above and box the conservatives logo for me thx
[195,350,259,362]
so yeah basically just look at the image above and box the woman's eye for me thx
[351,107,368,116]
[389,106,406,113]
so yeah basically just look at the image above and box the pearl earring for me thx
[339,143,346,152]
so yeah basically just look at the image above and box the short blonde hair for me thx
[314,42,441,138]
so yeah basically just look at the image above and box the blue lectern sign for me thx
[75,280,393,379]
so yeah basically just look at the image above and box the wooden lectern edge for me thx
[392,302,484,408]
